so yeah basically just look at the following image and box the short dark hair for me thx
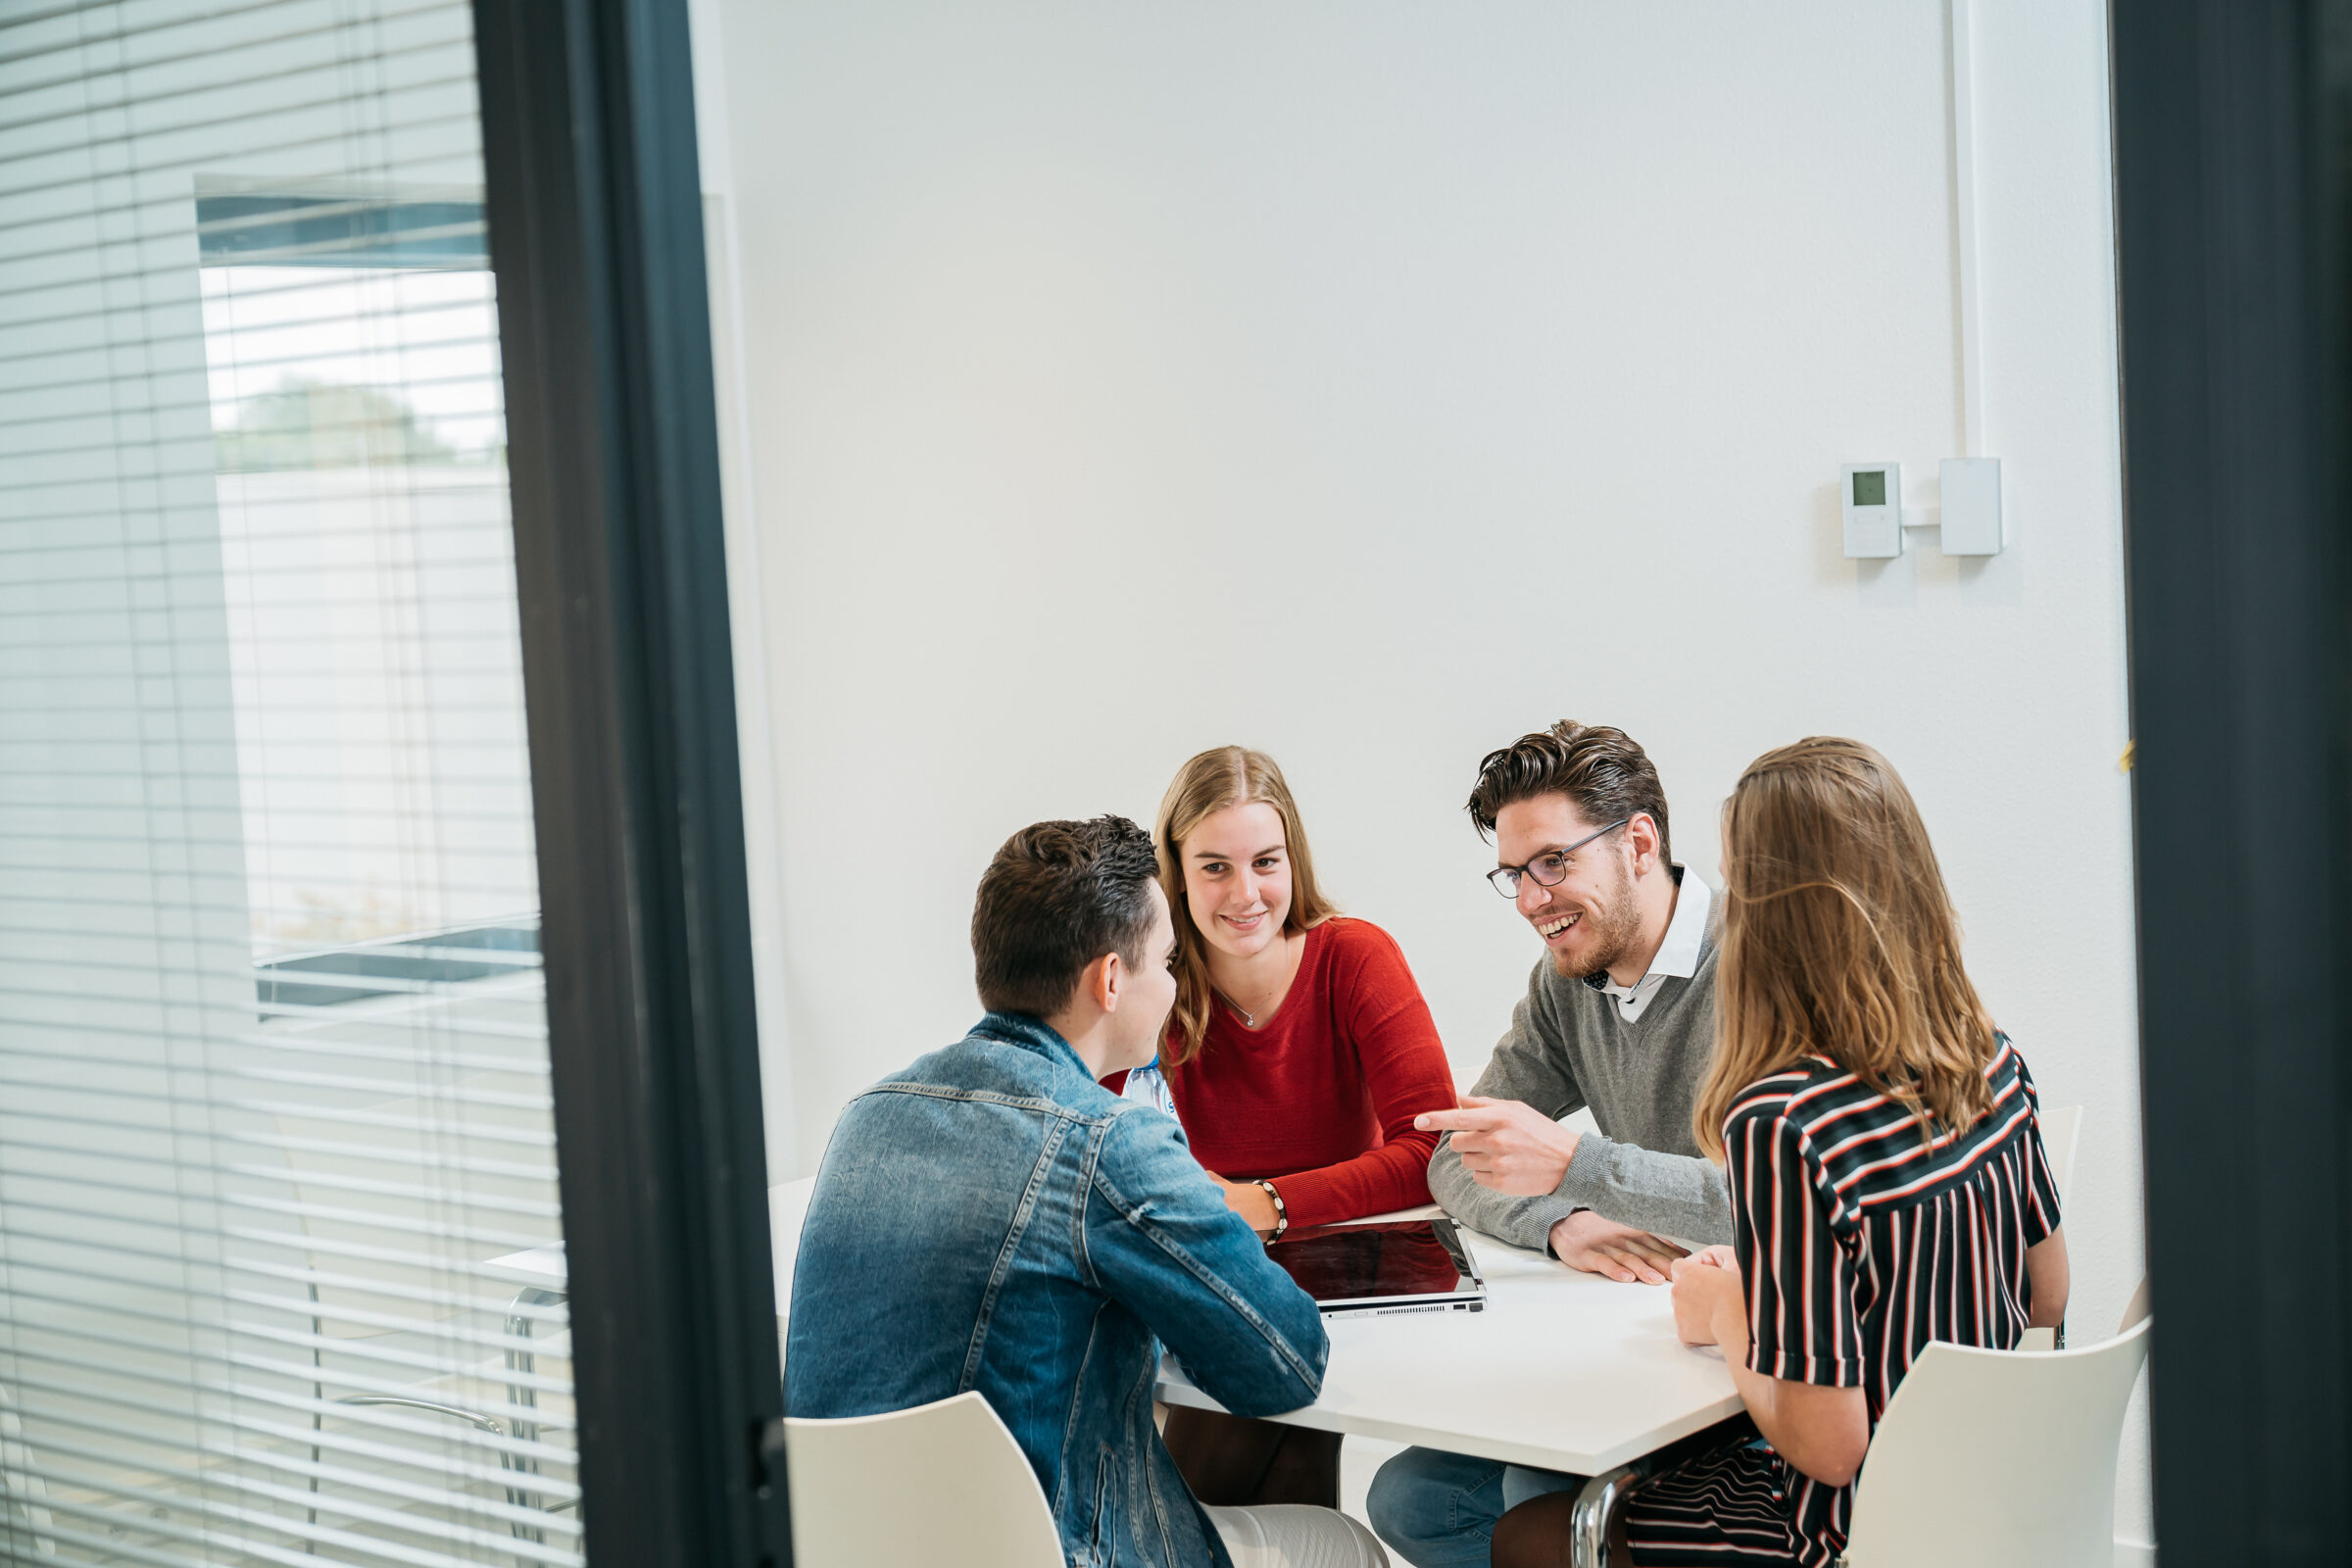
[1465,720,1672,860]
[972,815,1162,1017]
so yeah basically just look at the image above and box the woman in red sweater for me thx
[1144,745,1459,1509]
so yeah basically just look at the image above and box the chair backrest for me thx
[2119,1276,2150,1332]
[1838,1315,2151,1568]
[2038,1103,2082,1205]
[0,1384,55,1558]
[270,1084,562,1341]
[785,1392,1061,1568]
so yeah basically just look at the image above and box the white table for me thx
[493,1182,1745,1566]
[1155,1204,1742,1477]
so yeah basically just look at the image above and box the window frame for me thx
[472,0,790,1561]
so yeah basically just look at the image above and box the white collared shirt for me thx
[1589,867,1711,1023]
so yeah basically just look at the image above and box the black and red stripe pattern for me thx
[1625,1036,2062,1567]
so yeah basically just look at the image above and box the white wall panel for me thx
[703,0,2146,1542]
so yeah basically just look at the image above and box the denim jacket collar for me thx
[969,1010,1091,1078]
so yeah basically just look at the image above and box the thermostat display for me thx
[1841,463,1903,559]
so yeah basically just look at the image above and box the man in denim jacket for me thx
[788,815,1386,1567]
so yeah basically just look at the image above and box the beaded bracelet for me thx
[1254,1179,1289,1241]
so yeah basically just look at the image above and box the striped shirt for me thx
[1626,1035,2062,1567]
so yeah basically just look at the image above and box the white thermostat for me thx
[1841,463,1903,559]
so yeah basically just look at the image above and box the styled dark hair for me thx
[972,815,1162,1017]
[1465,720,1672,860]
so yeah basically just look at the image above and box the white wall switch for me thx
[1841,463,1903,558]
[1939,457,2003,555]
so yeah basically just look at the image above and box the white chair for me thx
[1836,1312,2152,1567]
[263,1106,575,1556]
[0,1384,55,1558]
[785,1392,1060,1568]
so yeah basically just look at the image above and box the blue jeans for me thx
[1365,1446,1584,1568]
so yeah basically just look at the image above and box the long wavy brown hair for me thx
[1154,747,1340,1065]
[1693,737,1999,1159]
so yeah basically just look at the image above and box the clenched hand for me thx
[1668,1245,1741,1337]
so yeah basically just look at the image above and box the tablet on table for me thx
[1265,1216,1487,1317]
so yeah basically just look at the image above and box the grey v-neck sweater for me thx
[1430,923,1732,1250]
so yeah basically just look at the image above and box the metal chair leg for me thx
[1566,1413,1763,1568]
[1568,1463,1640,1568]
[502,1285,566,1544]
[502,1286,567,1448]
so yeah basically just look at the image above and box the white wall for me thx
[702,0,2147,1540]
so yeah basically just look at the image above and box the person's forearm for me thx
[1271,1135,1438,1229]
[1105,1200,1328,1416]
[1210,1175,1280,1232]
[1188,1221,1329,1415]
[1558,1136,1734,1245]
[1429,1135,1578,1251]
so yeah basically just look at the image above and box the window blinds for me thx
[0,2,577,1563]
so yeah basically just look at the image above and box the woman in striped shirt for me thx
[1493,737,2070,1568]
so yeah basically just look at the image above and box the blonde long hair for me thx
[1693,737,1998,1160]
[1154,747,1340,1064]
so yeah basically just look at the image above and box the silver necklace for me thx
[1214,936,1298,1027]
[1219,992,1265,1027]
[1216,989,1269,1027]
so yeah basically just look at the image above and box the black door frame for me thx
[470,0,791,1563]
[2112,1,2352,1559]
[462,0,2352,1559]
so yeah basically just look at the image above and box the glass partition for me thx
[0,2,576,1562]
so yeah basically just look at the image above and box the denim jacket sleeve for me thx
[1082,1104,1329,1418]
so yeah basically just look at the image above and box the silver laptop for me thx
[1265,1216,1487,1318]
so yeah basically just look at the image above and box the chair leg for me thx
[309,1281,324,1547]
[1567,1464,1639,1568]
[1564,1413,1762,1567]
[502,1285,566,1546]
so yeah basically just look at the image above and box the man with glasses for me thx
[1365,721,1730,1568]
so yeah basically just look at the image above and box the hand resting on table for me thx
[1548,1210,1690,1285]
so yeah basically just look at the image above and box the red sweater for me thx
[1152,917,1456,1230]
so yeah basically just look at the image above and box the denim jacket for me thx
[786,1012,1330,1568]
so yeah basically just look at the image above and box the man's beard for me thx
[1548,861,1644,981]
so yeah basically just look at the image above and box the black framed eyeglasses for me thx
[1485,817,1631,898]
